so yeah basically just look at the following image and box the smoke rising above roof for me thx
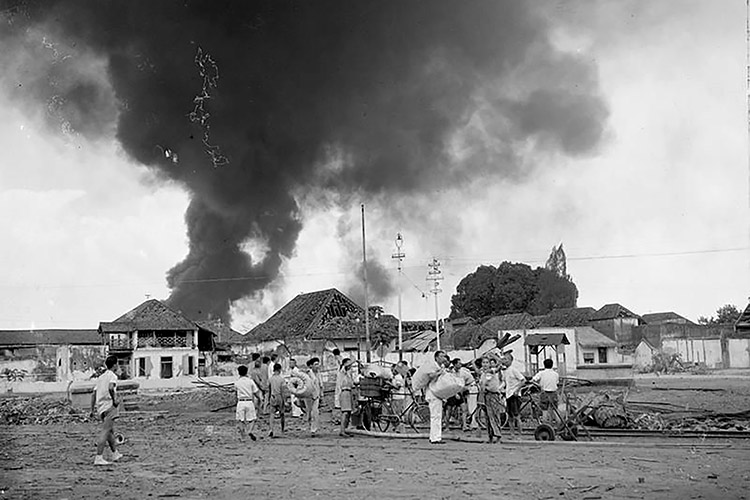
[1,1,609,323]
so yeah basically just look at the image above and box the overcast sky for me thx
[1,1,747,331]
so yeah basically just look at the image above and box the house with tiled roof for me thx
[736,303,750,336]
[588,303,642,346]
[0,329,105,383]
[642,312,695,326]
[244,288,366,353]
[99,299,206,380]
[534,307,597,328]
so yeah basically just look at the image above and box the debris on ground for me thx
[0,397,90,425]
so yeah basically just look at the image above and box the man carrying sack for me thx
[412,350,456,444]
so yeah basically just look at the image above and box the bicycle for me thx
[443,389,487,431]
[356,377,430,433]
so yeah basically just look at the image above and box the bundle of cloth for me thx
[286,371,315,398]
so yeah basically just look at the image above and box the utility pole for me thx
[426,257,443,351]
[361,204,371,363]
[392,233,405,361]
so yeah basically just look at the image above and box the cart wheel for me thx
[534,423,555,441]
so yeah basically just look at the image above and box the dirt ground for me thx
[2,374,750,500]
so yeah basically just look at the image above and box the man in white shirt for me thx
[501,352,527,437]
[301,357,323,436]
[531,358,560,425]
[413,350,449,444]
[235,364,261,442]
[90,355,123,465]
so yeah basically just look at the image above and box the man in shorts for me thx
[531,358,559,425]
[90,355,123,465]
[235,364,261,441]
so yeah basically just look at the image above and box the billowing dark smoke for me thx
[1,1,609,323]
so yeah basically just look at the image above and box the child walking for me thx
[235,364,261,442]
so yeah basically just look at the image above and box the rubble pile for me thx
[0,397,90,425]
[571,390,750,432]
[136,388,235,412]
[631,408,750,432]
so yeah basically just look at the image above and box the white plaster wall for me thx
[728,339,750,368]
[133,349,198,379]
[634,342,654,370]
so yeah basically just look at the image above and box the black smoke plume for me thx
[1,0,609,323]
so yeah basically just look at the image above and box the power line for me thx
[0,245,746,291]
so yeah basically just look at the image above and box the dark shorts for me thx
[506,395,521,417]
[539,391,558,410]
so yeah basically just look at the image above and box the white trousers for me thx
[426,388,443,443]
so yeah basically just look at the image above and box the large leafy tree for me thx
[698,304,741,325]
[450,262,578,319]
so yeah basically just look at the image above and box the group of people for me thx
[89,349,561,464]
[414,350,560,444]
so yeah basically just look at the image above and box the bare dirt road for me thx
[2,375,749,500]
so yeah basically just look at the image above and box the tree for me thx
[698,304,741,325]
[450,261,578,319]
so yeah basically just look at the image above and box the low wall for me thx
[573,364,634,380]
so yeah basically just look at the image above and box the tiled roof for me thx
[590,303,640,321]
[246,288,363,342]
[736,303,750,331]
[102,299,197,331]
[641,312,692,324]
[0,329,102,346]
[482,313,537,332]
[575,327,617,348]
[534,307,596,327]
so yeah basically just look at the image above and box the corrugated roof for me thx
[590,303,640,321]
[535,307,596,327]
[0,329,102,346]
[524,333,570,346]
[246,288,363,342]
[103,299,197,331]
[401,329,448,352]
[575,327,617,347]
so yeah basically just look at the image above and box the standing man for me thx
[90,355,123,465]
[531,359,560,425]
[413,350,449,444]
[502,352,527,438]
[301,357,323,436]
[287,358,304,418]
[235,364,261,442]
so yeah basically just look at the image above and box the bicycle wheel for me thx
[406,402,431,433]
[374,401,392,433]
